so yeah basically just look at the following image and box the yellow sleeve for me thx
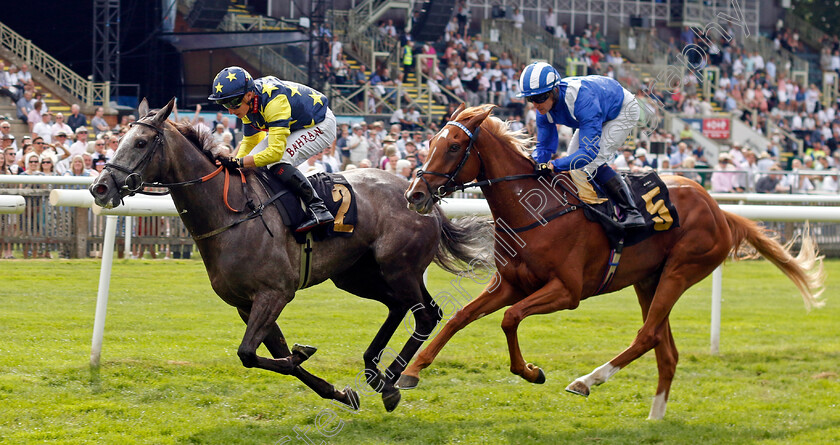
[252,94,292,167]
[236,132,265,158]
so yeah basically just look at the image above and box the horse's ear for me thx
[138,98,149,117]
[151,97,177,126]
[467,105,494,129]
[450,103,466,120]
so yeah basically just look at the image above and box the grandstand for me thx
[4,0,840,259]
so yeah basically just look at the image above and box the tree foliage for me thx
[792,0,840,36]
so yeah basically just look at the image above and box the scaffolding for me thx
[92,0,120,85]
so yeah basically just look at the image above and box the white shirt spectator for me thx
[805,89,820,114]
[389,108,405,125]
[512,9,524,29]
[330,39,343,67]
[821,172,840,193]
[32,120,54,144]
[732,58,744,76]
[347,127,370,164]
[52,123,72,139]
[405,108,422,126]
[752,54,765,71]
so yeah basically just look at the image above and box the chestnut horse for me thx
[90,99,494,412]
[397,104,825,419]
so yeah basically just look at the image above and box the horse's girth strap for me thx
[596,239,624,294]
[298,232,314,289]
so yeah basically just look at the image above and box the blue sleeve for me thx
[552,91,603,171]
[532,112,558,163]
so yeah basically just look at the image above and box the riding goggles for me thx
[525,91,552,104]
[216,94,247,109]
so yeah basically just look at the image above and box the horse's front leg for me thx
[236,293,304,374]
[237,308,360,410]
[396,277,521,389]
[501,279,579,384]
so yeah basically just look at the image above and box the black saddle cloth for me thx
[254,169,358,244]
[583,171,680,249]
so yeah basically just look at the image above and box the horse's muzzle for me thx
[404,187,434,215]
[89,172,121,209]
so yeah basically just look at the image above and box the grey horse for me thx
[90,98,493,411]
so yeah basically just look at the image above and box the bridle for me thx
[100,118,270,240]
[415,120,483,200]
[104,120,224,197]
[415,120,540,201]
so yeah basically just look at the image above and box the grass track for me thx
[1,259,839,444]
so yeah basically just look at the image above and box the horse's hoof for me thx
[533,368,546,384]
[382,387,401,412]
[565,380,590,397]
[292,343,317,360]
[340,385,360,411]
[395,374,419,390]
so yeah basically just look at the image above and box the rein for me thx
[103,119,273,240]
[105,121,226,195]
[418,119,599,233]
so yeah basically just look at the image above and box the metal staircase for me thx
[352,0,412,30]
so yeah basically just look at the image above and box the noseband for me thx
[103,120,167,195]
[415,120,483,201]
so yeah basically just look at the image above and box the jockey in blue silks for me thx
[519,62,646,229]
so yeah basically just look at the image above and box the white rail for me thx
[0,195,25,214]
[21,183,838,365]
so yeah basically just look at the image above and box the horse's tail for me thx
[433,209,495,274]
[724,211,825,310]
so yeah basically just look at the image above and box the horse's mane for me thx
[171,120,218,158]
[138,108,220,159]
[457,106,535,159]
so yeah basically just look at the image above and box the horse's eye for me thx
[136,140,147,148]
[448,144,461,152]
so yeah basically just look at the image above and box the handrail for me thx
[620,28,670,65]
[352,0,403,29]
[783,10,827,51]
[219,14,307,83]
[481,19,566,67]
[0,21,110,110]
[741,35,808,78]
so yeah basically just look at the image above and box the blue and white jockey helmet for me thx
[207,66,255,103]
[517,62,562,97]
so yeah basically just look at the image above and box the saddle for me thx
[574,171,680,249]
[254,169,358,244]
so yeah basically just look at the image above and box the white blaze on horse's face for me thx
[424,129,446,171]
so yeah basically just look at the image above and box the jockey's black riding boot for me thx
[273,163,334,233]
[603,175,646,229]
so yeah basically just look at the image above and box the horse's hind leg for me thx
[331,265,411,412]
[237,308,359,410]
[566,272,687,420]
[382,286,442,385]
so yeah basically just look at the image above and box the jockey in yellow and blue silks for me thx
[208,66,335,233]
[519,62,645,229]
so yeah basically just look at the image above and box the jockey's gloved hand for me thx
[217,156,242,169]
[537,162,554,175]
